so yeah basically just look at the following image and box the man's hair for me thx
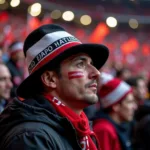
[125,76,144,87]
[116,68,130,78]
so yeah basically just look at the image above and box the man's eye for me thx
[0,77,6,82]
[77,62,85,68]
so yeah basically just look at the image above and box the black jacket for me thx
[0,95,94,150]
[133,100,150,150]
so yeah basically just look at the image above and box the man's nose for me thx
[7,79,13,89]
[89,65,100,80]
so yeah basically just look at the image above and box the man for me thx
[0,63,13,113]
[6,41,26,97]
[0,24,109,150]
[125,76,148,106]
[93,72,137,150]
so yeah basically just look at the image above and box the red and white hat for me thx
[9,41,23,55]
[98,72,132,108]
[17,24,109,98]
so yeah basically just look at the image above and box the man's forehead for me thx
[64,53,92,62]
[0,65,10,76]
[124,93,134,102]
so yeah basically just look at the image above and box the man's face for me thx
[0,64,13,100]
[55,53,100,109]
[11,51,24,62]
[0,50,2,63]
[117,93,137,122]
[136,79,148,100]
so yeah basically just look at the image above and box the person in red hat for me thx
[93,72,137,150]
[0,24,109,150]
[6,41,26,97]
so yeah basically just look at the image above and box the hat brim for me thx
[17,43,109,98]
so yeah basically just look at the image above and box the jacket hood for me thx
[0,95,68,140]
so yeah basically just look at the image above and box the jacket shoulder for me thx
[93,118,118,138]
[1,121,67,150]
[93,119,121,150]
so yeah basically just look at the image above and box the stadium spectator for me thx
[0,24,109,149]
[6,41,26,97]
[0,63,13,113]
[125,76,148,106]
[93,72,137,150]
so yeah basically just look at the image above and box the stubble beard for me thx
[84,93,99,105]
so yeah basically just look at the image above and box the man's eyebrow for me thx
[75,57,87,61]
[73,56,92,63]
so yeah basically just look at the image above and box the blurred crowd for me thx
[1,13,150,73]
[0,13,150,150]
[84,70,150,150]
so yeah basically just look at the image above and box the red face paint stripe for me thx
[68,71,84,79]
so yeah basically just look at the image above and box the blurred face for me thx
[121,69,131,81]
[0,50,2,63]
[117,93,137,122]
[136,79,148,100]
[0,64,13,100]
[55,53,100,110]
[11,51,24,62]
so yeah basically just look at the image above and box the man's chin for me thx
[85,94,99,104]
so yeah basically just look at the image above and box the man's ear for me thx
[41,71,57,88]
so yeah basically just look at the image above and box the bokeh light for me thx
[62,11,74,21]
[80,15,92,25]
[106,16,118,28]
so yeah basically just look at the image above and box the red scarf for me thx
[43,94,100,150]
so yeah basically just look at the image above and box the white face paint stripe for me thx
[101,82,130,107]
[26,31,75,66]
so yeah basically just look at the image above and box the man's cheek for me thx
[68,71,84,80]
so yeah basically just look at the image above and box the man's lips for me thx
[88,83,97,89]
